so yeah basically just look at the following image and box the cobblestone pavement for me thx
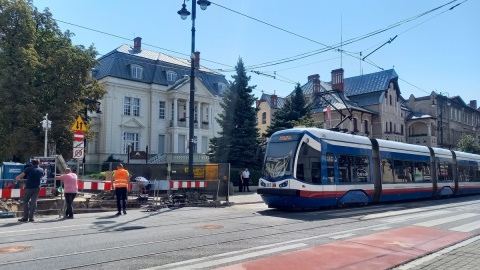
[393,235,480,270]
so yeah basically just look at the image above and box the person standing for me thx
[14,159,44,222]
[112,163,130,216]
[55,168,78,219]
[241,168,250,192]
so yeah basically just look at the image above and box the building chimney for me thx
[313,77,320,93]
[470,100,477,109]
[271,94,278,107]
[194,51,200,68]
[308,74,320,82]
[133,37,142,51]
[331,68,344,91]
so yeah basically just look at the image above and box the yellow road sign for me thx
[71,116,87,131]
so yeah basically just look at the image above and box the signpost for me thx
[73,130,84,141]
[71,120,86,160]
[71,116,87,132]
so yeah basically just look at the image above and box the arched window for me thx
[262,112,267,124]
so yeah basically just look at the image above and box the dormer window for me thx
[218,83,226,94]
[131,64,143,79]
[166,71,177,82]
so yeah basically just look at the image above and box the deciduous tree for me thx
[0,0,105,161]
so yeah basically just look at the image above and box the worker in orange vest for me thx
[112,163,130,216]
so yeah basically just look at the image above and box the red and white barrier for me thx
[0,180,206,198]
[170,181,207,189]
[77,180,113,191]
[0,188,47,199]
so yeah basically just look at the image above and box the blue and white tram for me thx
[454,151,480,195]
[257,128,480,208]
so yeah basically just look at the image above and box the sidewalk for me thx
[225,188,480,269]
[393,235,480,269]
[227,186,263,205]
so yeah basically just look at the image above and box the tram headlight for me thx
[260,180,266,187]
[279,181,288,187]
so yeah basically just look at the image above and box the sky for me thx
[34,0,480,104]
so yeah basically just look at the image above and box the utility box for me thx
[1,162,24,188]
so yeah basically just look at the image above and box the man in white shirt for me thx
[241,168,250,192]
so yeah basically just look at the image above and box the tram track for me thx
[0,211,381,268]
[3,197,480,269]
[2,198,478,245]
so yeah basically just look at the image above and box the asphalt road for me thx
[1,195,480,270]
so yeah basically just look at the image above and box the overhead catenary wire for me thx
[216,0,461,71]
[52,0,465,96]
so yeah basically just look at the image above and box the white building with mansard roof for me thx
[87,37,228,164]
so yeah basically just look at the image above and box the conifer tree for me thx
[265,84,311,137]
[208,58,260,168]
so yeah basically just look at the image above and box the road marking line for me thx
[360,208,431,220]
[142,224,387,269]
[328,206,404,217]
[450,220,480,232]
[371,226,392,231]
[330,233,355,239]
[393,235,480,270]
[385,210,451,223]
[414,213,479,227]
[0,224,88,234]
[143,243,308,270]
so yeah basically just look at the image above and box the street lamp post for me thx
[177,0,210,180]
[127,143,132,164]
[41,113,52,157]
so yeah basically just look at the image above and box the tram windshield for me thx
[262,133,302,179]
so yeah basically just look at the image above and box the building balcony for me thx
[407,135,432,145]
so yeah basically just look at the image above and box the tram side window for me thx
[392,160,405,183]
[411,162,423,182]
[355,156,370,182]
[469,165,476,181]
[326,153,335,183]
[339,155,353,183]
[458,164,469,182]
[381,159,394,183]
[296,142,321,183]
[404,161,415,182]
[311,162,321,183]
[437,162,453,181]
[474,166,480,182]
[420,162,432,181]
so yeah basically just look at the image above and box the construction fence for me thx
[0,163,231,217]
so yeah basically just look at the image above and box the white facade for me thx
[87,76,223,163]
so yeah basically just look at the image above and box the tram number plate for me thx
[265,182,275,187]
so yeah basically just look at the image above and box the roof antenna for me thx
[359,52,362,75]
[340,13,343,68]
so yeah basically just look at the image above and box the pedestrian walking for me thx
[241,168,250,192]
[112,163,130,216]
[14,159,44,222]
[238,171,243,192]
[55,168,78,219]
